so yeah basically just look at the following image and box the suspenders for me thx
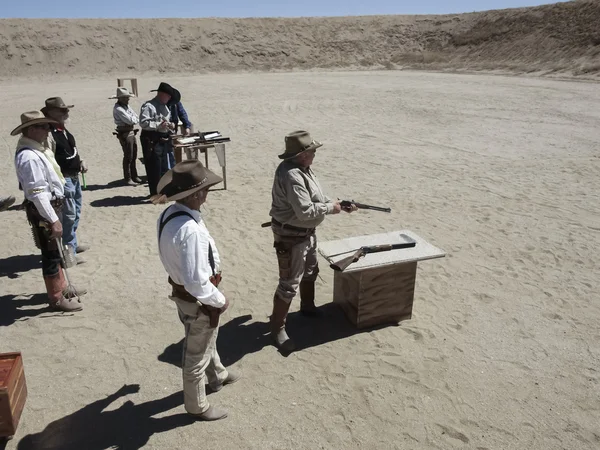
[158,207,217,277]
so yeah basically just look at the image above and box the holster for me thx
[24,199,63,251]
[168,276,223,328]
[273,234,309,280]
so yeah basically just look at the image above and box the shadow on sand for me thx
[158,302,396,364]
[16,385,195,450]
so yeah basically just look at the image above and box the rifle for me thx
[339,200,391,213]
[330,234,416,272]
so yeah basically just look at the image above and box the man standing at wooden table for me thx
[139,82,179,196]
[267,130,357,353]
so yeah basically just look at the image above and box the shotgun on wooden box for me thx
[0,352,27,438]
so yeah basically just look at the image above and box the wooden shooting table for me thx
[172,133,230,190]
[318,230,445,329]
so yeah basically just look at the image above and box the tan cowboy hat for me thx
[109,87,135,99]
[10,111,59,136]
[278,130,323,160]
[41,97,74,115]
[153,160,223,203]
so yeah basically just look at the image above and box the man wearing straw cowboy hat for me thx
[12,111,87,312]
[42,96,90,267]
[139,82,180,196]
[153,160,241,421]
[110,87,142,186]
[267,130,357,353]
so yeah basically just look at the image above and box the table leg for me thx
[205,151,209,168]
[174,147,183,164]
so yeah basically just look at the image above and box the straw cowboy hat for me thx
[151,82,181,105]
[41,97,74,115]
[109,87,135,99]
[152,160,222,204]
[278,130,323,160]
[10,111,59,136]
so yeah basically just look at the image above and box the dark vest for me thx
[52,128,81,174]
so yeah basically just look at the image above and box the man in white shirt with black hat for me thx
[154,159,240,421]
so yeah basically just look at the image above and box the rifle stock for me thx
[330,249,365,272]
[329,238,417,272]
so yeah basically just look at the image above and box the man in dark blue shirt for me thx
[171,101,193,136]
[170,100,194,164]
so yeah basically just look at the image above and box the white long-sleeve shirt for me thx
[113,102,139,127]
[157,203,226,308]
[140,97,171,133]
[15,137,65,224]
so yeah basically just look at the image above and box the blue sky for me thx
[1,0,567,19]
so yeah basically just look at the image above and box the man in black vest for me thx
[42,97,90,264]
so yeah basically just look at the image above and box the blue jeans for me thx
[63,175,82,251]
[159,144,175,177]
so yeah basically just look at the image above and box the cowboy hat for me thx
[151,82,181,105]
[109,87,135,99]
[278,130,323,160]
[41,97,74,114]
[153,160,222,203]
[10,111,59,136]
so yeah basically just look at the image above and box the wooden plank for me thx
[319,230,445,273]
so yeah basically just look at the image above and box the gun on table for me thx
[339,200,391,213]
[330,234,416,272]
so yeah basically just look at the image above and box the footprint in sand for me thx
[437,424,470,444]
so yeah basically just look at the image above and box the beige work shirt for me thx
[269,160,334,230]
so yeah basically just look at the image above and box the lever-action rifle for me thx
[340,200,391,213]
[330,234,416,272]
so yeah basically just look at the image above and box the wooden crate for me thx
[0,352,27,438]
[333,262,417,329]
[320,230,446,329]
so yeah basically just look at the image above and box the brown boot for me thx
[270,294,295,353]
[44,270,83,312]
[299,279,321,317]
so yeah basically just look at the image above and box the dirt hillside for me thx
[0,0,599,78]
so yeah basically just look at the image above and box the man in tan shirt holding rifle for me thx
[266,130,357,353]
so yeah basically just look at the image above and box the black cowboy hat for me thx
[151,82,181,105]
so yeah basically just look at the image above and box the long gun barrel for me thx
[340,200,391,213]
[330,234,416,272]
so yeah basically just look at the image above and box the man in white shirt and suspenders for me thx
[12,111,86,312]
[154,160,240,421]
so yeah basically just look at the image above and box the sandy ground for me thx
[0,70,599,449]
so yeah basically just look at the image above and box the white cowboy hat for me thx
[10,111,59,136]
[109,87,136,99]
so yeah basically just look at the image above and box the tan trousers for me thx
[173,297,228,414]
[273,231,319,303]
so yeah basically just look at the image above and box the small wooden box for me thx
[0,352,27,438]
[319,230,445,329]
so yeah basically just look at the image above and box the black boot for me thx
[299,279,321,317]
